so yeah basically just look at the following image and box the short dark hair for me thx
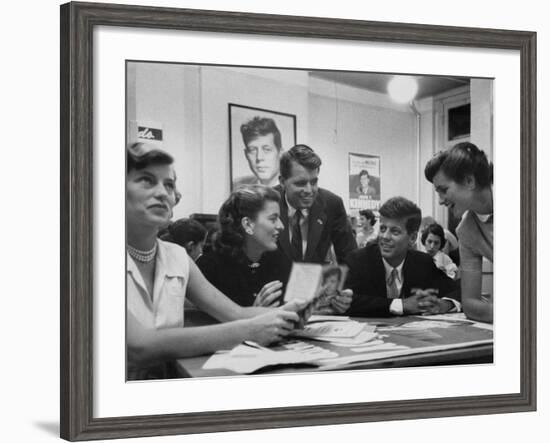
[359,209,376,226]
[379,197,422,235]
[161,218,207,246]
[421,223,446,249]
[127,142,173,172]
[358,170,370,179]
[215,185,281,261]
[323,266,342,281]
[279,144,322,179]
[240,117,282,150]
[424,142,493,188]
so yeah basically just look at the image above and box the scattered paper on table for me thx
[308,329,378,345]
[308,315,350,322]
[413,313,471,322]
[293,321,365,338]
[350,343,411,353]
[470,321,493,331]
[202,342,337,374]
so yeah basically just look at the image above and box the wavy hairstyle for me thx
[240,117,282,151]
[215,185,281,261]
[126,142,181,204]
[424,142,493,188]
[279,144,322,179]
[379,197,422,235]
[359,209,376,227]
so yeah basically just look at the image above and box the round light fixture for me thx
[387,76,419,103]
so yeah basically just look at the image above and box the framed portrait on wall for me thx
[229,104,297,190]
[61,1,536,441]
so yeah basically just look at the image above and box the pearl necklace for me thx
[128,242,158,263]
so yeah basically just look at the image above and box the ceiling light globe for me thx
[387,76,418,103]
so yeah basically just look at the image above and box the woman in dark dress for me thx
[198,185,291,307]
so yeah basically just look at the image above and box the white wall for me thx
[308,79,416,211]
[128,63,309,217]
[471,78,494,160]
[5,1,547,443]
[129,64,423,218]
[199,67,309,213]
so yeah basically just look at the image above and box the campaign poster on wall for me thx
[349,153,381,210]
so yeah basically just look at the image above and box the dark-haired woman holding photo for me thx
[125,143,302,379]
[425,142,493,323]
[197,185,291,307]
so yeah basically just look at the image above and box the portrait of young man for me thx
[234,116,283,188]
[230,104,297,190]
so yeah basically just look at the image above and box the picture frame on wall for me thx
[229,103,297,190]
[60,1,536,441]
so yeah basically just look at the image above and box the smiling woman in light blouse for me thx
[425,142,493,323]
[125,142,302,380]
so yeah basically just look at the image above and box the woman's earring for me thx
[246,229,253,235]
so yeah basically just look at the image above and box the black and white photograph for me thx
[54,1,539,441]
[229,103,297,190]
[126,60,494,381]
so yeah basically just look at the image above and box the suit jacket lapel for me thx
[401,251,413,298]
[372,247,389,298]
[276,187,293,260]
[305,197,326,261]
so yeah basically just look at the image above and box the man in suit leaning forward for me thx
[274,144,357,314]
[345,196,461,317]
[274,144,357,265]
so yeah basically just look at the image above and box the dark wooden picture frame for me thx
[228,103,297,191]
[60,1,536,440]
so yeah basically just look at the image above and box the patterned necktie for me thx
[387,268,400,299]
[291,210,303,261]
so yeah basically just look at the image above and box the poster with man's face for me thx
[229,104,297,190]
[349,153,381,210]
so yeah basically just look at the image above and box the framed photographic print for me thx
[60,1,536,441]
[229,103,297,190]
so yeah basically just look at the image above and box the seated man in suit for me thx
[274,144,357,265]
[345,196,461,317]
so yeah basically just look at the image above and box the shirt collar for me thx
[126,240,187,279]
[382,257,405,283]
[474,212,493,223]
[285,194,309,219]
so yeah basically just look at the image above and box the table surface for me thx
[177,312,493,378]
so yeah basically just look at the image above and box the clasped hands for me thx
[403,288,453,315]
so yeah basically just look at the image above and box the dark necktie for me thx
[291,210,303,261]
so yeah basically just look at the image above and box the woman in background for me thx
[160,217,207,261]
[126,143,302,379]
[197,185,291,307]
[417,215,459,257]
[425,142,493,322]
[355,209,378,248]
[421,223,459,280]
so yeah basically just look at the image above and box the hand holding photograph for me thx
[61,1,536,441]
